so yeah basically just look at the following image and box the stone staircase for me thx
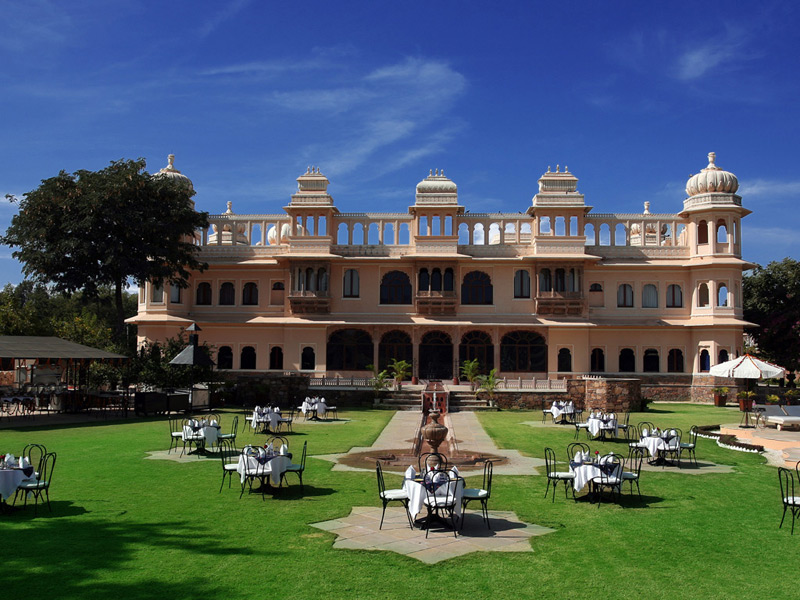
[373,390,421,411]
[447,391,494,412]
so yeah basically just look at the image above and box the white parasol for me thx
[709,354,785,379]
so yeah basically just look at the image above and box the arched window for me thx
[378,330,413,371]
[458,331,494,372]
[700,349,710,372]
[557,348,572,372]
[554,269,566,292]
[269,346,283,370]
[418,268,430,291]
[716,220,728,244]
[717,284,728,307]
[343,269,359,298]
[643,348,659,372]
[718,349,729,364]
[514,270,531,298]
[591,348,605,372]
[668,349,684,373]
[326,329,374,370]
[217,346,233,370]
[617,284,634,307]
[461,271,493,305]
[270,281,285,305]
[380,271,412,304]
[318,268,329,292]
[698,220,708,244]
[698,283,710,307]
[196,282,212,305]
[430,268,442,292]
[589,283,603,292]
[419,331,453,380]
[443,268,454,291]
[151,283,164,303]
[219,282,235,305]
[642,284,658,308]
[301,346,315,370]
[242,282,258,305]
[304,267,316,292]
[240,346,256,370]
[539,269,552,292]
[666,284,683,308]
[500,331,547,372]
[619,348,635,372]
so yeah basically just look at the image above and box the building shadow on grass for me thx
[0,517,258,599]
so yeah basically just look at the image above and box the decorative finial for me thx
[707,152,717,169]
[226,201,233,213]
[564,165,569,173]
[429,169,433,176]
[306,166,310,174]
[556,164,560,173]
[167,154,175,169]
[547,166,551,173]
[441,169,445,177]
[643,201,651,214]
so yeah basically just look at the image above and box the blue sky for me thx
[2,0,799,286]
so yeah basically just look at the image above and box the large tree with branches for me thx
[3,158,209,340]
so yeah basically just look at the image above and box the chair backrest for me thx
[566,442,590,462]
[598,453,623,482]
[298,441,308,468]
[621,412,630,427]
[638,422,655,436]
[688,425,698,444]
[206,412,221,424]
[628,424,640,441]
[668,428,682,448]
[229,415,239,435]
[419,452,448,473]
[40,451,57,484]
[22,443,47,474]
[544,447,557,476]
[169,417,182,434]
[628,447,644,476]
[266,435,289,449]
[219,438,238,465]
[482,460,493,495]
[424,471,462,507]
[779,467,796,503]
[376,461,387,495]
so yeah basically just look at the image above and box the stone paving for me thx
[310,506,555,564]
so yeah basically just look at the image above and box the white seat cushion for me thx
[621,471,637,480]
[223,464,239,472]
[424,496,456,508]
[680,443,695,449]
[171,432,183,438]
[463,488,488,499]
[595,476,621,485]
[380,489,408,501]
[785,496,800,506]
[549,471,575,480]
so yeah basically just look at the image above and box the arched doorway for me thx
[458,330,494,373]
[378,330,413,371]
[419,331,453,380]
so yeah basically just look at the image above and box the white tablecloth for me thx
[403,476,464,519]
[0,468,31,500]
[237,454,291,487]
[570,462,622,492]
[587,417,617,437]
[251,410,280,431]
[300,401,327,418]
[641,436,679,458]
[182,424,220,448]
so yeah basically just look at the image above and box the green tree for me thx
[476,368,499,402]
[3,158,209,340]
[744,258,800,372]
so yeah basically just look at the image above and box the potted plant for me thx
[388,358,411,391]
[712,387,729,407]
[737,390,757,412]
[460,358,481,392]
[784,389,800,406]
[766,393,781,405]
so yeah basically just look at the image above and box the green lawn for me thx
[0,404,793,599]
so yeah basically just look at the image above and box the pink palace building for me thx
[130,152,751,396]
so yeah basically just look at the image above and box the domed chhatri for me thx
[416,169,458,195]
[155,153,194,191]
[686,152,739,197]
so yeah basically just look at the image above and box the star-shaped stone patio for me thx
[310,506,555,564]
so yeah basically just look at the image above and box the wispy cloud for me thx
[739,178,800,198]
[199,58,329,77]
[0,0,72,52]
[197,0,253,39]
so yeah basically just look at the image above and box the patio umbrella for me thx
[709,354,785,379]
[168,323,214,406]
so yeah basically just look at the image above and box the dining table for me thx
[237,450,291,487]
[402,468,464,527]
[0,460,36,511]
[640,431,680,465]
[549,401,575,424]
[587,414,617,438]
[569,455,622,494]
[182,419,220,452]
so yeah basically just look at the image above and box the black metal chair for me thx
[591,453,623,506]
[461,460,493,530]
[266,435,289,457]
[544,447,575,502]
[574,411,592,440]
[622,448,644,499]
[15,451,56,515]
[541,402,553,424]
[778,467,800,534]
[617,412,631,438]
[281,440,307,491]
[680,425,699,465]
[659,428,682,467]
[180,419,205,457]
[566,442,590,463]
[168,418,182,454]
[278,408,294,433]
[218,415,238,446]
[627,425,648,460]
[419,452,449,474]
[218,439,239,492]
[638,422,656,437]
[376,461,413,530]
[422,471,463,538]
[599,412,618,442]
[21,443,47,478]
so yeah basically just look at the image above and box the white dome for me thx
[416,169,457,194]
[267,223,305,244]
[155,154,193,191]
[686,152,738,196]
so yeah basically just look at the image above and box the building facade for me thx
[131,153,751,386]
